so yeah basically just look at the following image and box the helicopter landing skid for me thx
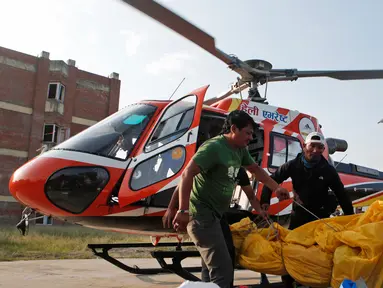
[87,242,285,288]
[88,242,201,281]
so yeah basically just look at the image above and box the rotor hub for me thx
[244,59,273,71]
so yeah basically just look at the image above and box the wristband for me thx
[178,209,189,214]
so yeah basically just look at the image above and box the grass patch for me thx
[0,225,156,261]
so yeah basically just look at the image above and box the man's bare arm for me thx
[162,186,180,228]
[171,160,201,232]
[178,160,201,210]
[241,185,262,213]
[245,163,290,201]
[245,163,279,191]
[168,186,179,210]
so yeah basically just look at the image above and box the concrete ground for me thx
[0,258,282,288]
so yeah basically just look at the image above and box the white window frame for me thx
[47,82,65,102]
[43,124,60,143]
[145,97,196,153]
[57,127,70,144]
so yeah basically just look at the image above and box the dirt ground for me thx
[0,258,281,288]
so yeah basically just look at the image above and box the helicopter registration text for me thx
[262,110,288,123]
[239,102,259,116]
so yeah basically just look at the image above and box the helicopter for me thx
[8,0,383,282]
[9,0,383,238]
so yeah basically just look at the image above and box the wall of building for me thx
[0,46,121,224]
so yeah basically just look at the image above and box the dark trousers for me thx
[187,213,235,288]
[200,216,236,287]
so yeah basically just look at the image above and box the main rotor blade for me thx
[297,70,383,80]
[120,0,219,60]
[120,0,255,80]
[270,69,383,81]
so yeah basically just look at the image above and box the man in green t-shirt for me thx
[163,166,265,287]
[172,110,290,288]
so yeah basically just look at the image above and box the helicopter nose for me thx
[9,155,52,213]
[9,151,112,216]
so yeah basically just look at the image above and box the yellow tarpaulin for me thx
[230,200,383,288]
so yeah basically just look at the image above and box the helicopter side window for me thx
[287,139,302,161]
[145,96,196,152]
[196,113,226,149]
[144,113,226,208]
[130,146,186,191]
[247,127,264,165]
[268,133,302,172]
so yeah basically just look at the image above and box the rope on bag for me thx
[292,200,340,232]
[276,200,340,287]
[235,200,343,286]
[232,200,340,286]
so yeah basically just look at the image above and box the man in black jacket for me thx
[260,131,354,288]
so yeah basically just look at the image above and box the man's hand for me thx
[162,208,178,229]
[275,186,290,201]
[292,190,303,205]
[260,203,269,218]
[259,208,268,219]
[261,203,270,212]
[172,211,189,232]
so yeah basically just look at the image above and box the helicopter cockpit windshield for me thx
[53,103,157,160]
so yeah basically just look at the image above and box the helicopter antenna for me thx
[264,77,269,102]
[169,77,186,100]
[335,154,348,168]
[237,77,243,100]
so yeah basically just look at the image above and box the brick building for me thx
[0,46,121,224]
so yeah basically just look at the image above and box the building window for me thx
[47,82,65,102]
[35,212,53,225]
[43,124,70,145]
[43,124,59,143]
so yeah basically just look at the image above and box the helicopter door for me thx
[117,86,208,207]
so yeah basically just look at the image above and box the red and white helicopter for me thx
[9,0,383,283]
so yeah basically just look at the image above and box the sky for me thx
[1,0,382,170]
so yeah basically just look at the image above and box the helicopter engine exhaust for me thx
[326,138,348,154]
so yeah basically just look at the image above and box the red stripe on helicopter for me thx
[284,130,293,136]
[352,190,383,206]
[277,108,289,115]
[262,118,278,126]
